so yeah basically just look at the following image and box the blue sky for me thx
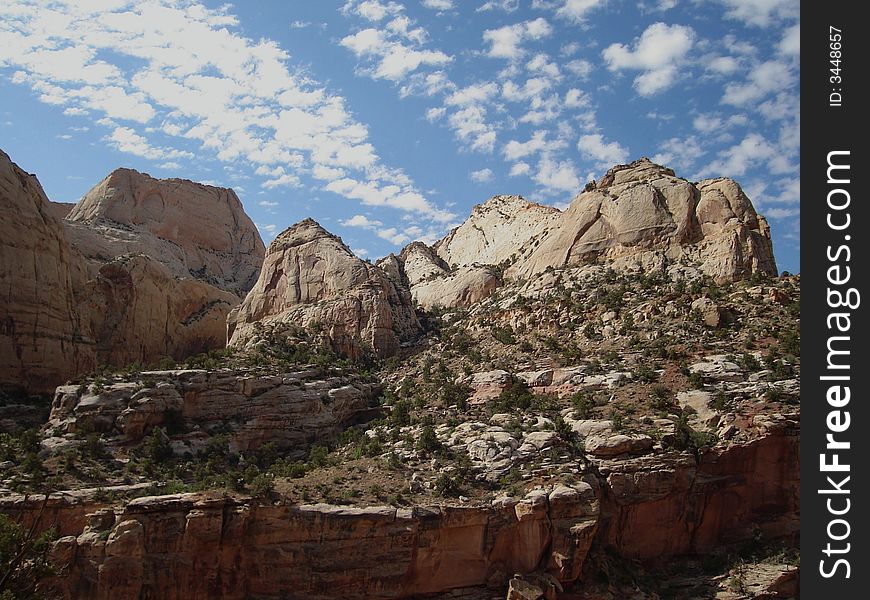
[0,0,800,273]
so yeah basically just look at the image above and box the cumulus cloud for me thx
[105,126,193,160]
[545,0,606,24]
[470,168,494,182]
[721,60,795,106]
[577,133,629,167]
[340,27,451,81]
[477,0,520,12]
[534,153,582,193]
[602,22,695,95]
[341,214,383,228]
[422,0,454,9]
[717,0,799,27]
[0,0,454,223]
[483,18,553,60]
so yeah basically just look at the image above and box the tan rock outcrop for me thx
[228,219,421,358]
[78,255,240,367]
[511,158,777,281]
[434,195,561,268]
[0,152,266,390]
[411,266,499,310]
[45,367,379,453]
[0,150,95,392]
[68,168,264,295]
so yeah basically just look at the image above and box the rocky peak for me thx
[68,167,265,296]
[511,158,777,281]
[272,217,344,249]
[398,241,449,286]
[596,157,676,189]
[434,194,560,268]
[228,219,422,358]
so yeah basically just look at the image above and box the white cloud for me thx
[1,0,454,224]
[602,22,695,95]
[477,0,520,12]
[378,226,410,245]
[261,173,302,189]
[765,207,799,219]
[342,214,383,228]
[704,55,741,75]
[483,18,553,60]
[290,20,311,29]
[470,168,494,182]
[534,154,581,193]
[565,59,593,79]
[552,0,606,24]
[503,130,553,160]
[258,200,279,207]
[344,0,403,22]
[422,0,454,9]
[426,107,446,122]
[652,136,705,172]
[106,126,193,161]
[701,133,776,177]
[717,0,799,27]
[509,162,531,177]
[341,28,451,81]
[721,60,794,106]
[577,133,629,167]
[778,24,799,56]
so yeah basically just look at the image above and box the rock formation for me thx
[0,150,95,392]
[45,367,380,454]
[67,168,264,296]
[1,419,798,600]
[228,219,421,358]
[0,150,265,392]
[511,158,777,281]
[388,159,777,310]
[433,195,561,268]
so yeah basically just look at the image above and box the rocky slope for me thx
[0,154,797,599]
[228,219,421,358]
[0,150,265,392]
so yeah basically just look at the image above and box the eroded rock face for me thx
[4,422,799,600]
[599,421,799,559]
[228,219,422,358]
[11,481,598,600]
[78,255,240,368]
[45,367,379,454]
[511,158,777,281]
[0,152,266,390]
[0,150,95,392]
[433,195,561,268]
[68,168,264,295]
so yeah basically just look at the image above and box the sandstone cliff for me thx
[0,150,95,392]
[511,158,777,281]
[228,219,422,358]
[67,168,264,296]
[0,151,266,392]
[391,159,777,310]
[45,366,380,454]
